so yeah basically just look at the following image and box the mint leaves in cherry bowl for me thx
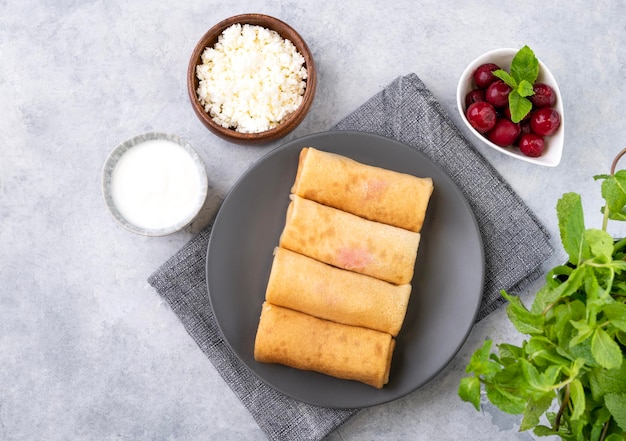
[457,46,564,167]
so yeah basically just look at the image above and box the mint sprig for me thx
[492,45,539,123]
[459,149,626,440]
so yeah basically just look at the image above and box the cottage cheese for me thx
[195,23,308,133]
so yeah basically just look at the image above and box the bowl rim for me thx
[101,132,208,236]
[456,47,564,167]
[187,13,317,145]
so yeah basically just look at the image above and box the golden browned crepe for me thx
[291,147,434,232]
[254,302,395,389]
[266,247,411,336]
[279,195,420,285]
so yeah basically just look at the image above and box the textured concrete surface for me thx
[2,1,626,440]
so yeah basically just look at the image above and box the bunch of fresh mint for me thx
[459,150,626,440]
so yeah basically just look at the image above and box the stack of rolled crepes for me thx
[254,147,433,389]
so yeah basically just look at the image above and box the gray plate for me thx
[206,131,484,408]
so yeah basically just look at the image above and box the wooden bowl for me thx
[187,14,317,145]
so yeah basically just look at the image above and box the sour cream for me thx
[109,138,206,232]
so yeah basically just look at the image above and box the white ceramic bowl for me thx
[102,132,208,236]
[457,48,564,167]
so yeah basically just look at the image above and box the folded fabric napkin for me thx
[148,73,554,441]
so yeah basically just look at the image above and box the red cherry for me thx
[465,89,485,108]
[519,133,545,157]
[530,83,557,108]
[514,120,532,146]
[487,118,520,147]
[466,101,497,133]
[473,63,500,89]
[485,81,511,108]
[530,108,561,136]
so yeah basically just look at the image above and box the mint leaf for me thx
[510,45,539,84]
[492,69,517,89]
[492,362,528,393]
[502,290,544,334]
[604,393,626,431]
[589,363,626,400]
[517,79,535,97]
[565,337,599,368]
[520,359,545,391]
[485,382,527,414]
[566,357,587,380]
[458,376,481,411]
[569,379,586,420]
[508,91,533,123]
[532,266,587,314]
[520,393,554,431]
[466,340,501,377]
[570,318,594,347]
[557,193,588,265]
[498,343,524,362]
[584,228,614,261]
[533,425,559,437]
[519,359,565,396]
[607,210,626,222]
[525,336,569,368]
[551,300,586,345]
[610,259,626,272]
[591,328,623,370]
[604,303,626,331]
[585,269,603,306]
[531,284,556,315]
[542,365,564,386]
[596,170,626,221]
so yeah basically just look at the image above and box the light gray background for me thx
[2,1,625,440]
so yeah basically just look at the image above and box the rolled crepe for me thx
[279,195,420,285]
[266,247,411,336]
[254,302,395,389]
[291,147,434,232]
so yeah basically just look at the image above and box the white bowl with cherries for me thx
[457,46,564,167]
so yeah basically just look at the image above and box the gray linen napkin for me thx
[147,73,554,441]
